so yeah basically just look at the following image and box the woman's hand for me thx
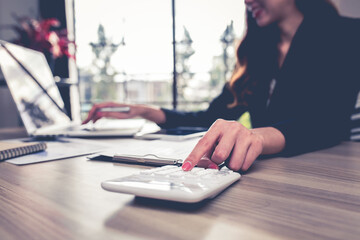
[181,119,286,172]
[82,102,166,124]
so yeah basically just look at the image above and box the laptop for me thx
[0,41,145,138]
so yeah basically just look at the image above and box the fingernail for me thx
[208,163,218,169]
[182,162,192,171]
[200,156,211,161]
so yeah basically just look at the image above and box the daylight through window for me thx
[75,0,246,115]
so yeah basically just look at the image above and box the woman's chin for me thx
[255,16,272,27]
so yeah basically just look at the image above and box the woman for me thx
[83,0,360,172]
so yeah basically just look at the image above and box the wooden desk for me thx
[0,140,359,240]
[0,127,27,140]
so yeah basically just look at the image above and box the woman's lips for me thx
[252,8,264,19]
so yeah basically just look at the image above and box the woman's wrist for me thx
[251,127,285,155]
[138,105,166,124]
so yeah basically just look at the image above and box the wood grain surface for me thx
[0,140,359,240]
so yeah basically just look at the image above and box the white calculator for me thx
[101,165,241,203]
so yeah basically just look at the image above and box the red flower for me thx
[6,15,75,60]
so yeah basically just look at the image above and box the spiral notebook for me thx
[0,141,47,161]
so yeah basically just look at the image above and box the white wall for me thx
[0,0,38,128]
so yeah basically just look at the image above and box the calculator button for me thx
[102,165,241,203]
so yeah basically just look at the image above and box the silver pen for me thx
[113,154,183,166]
[99,107,131,113]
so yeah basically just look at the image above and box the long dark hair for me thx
[228,0,338,107]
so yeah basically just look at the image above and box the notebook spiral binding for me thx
[0,142,47,161]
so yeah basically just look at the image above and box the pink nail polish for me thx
[208,163,218,169]
[182,162,192,171]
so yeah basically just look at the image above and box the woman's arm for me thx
[82,102,166,124]
[82,84,245,128]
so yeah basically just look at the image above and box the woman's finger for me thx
[182,120,225,171]
[196,157,218,169]
[227,137,251,171]
[83,103,111,124]
[83,102,128,124]
[210,123,240,164]
[241,138,263,171]
[82,104,100,124]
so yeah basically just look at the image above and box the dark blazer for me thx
[160,14,360,156]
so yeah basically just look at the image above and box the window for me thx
[75,0,245,115]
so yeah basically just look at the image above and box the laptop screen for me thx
[0,41,71,134]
